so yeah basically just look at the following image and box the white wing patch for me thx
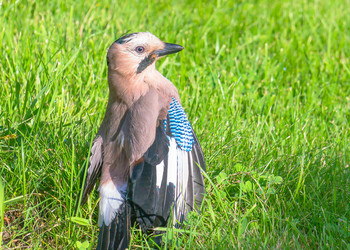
[98,182,127,227]
[174,147,190,222]
[156,161,164,188]
[167,138,178,187]
[158,137,192,224]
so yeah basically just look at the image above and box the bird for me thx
[78,32,206,250]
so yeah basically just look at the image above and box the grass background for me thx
[1,0,350,248]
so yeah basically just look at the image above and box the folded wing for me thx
[80,135,103,206]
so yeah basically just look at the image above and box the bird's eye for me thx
[135,46,145,53]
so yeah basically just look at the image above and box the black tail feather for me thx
[97,202,131,250]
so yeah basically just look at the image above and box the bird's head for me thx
[107,32,184,77]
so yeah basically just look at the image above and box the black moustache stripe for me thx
[137,55,156,74]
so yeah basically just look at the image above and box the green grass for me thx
[1,0,350,248]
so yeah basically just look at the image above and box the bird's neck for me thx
[143,69,180,103]
[108,68,180,106]
[108,71,149,107]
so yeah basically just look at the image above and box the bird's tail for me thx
[97,201,131,250]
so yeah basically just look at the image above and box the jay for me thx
[79,32,206,249]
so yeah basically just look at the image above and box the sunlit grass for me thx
[1,0,349,248]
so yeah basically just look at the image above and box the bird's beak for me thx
[155,43,184,57]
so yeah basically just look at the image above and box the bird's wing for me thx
[80,135,103,206]
[129,97,206,230]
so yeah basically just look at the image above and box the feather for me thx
[97,201,131,250]
[80,135,103,206]
[98,182,127,227]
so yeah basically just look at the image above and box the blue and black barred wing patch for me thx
[163,98,194,152]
